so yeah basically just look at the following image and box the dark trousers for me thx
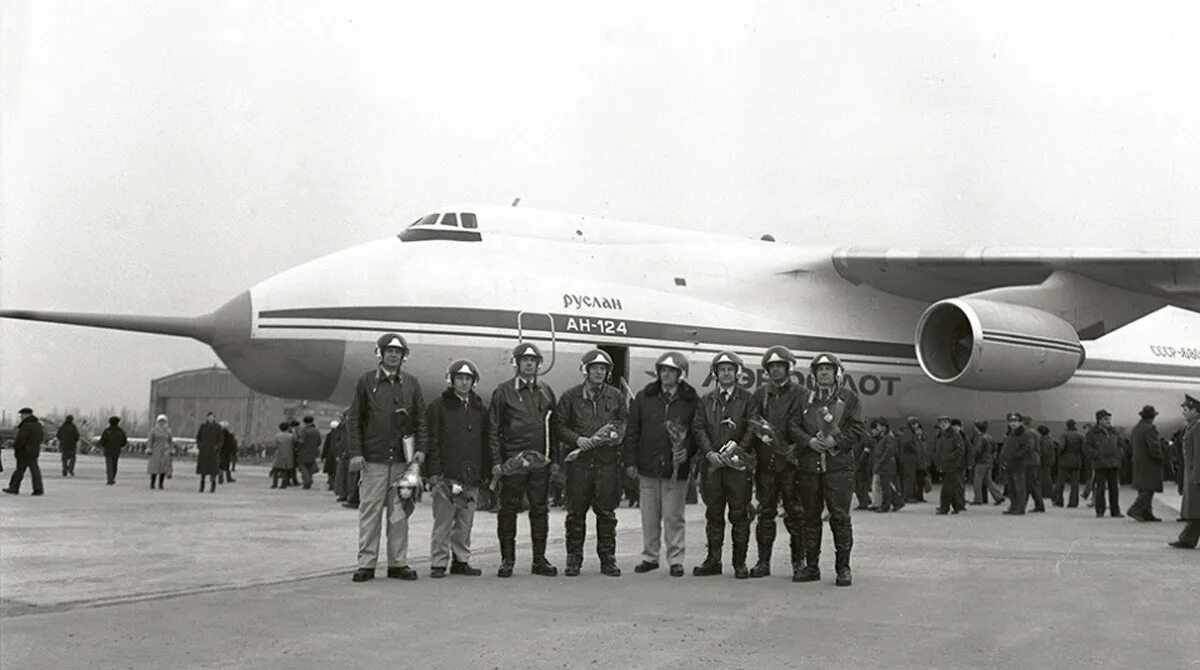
[754,466,804,559]
[938,468,967,512]
[1040,465,1054,503]
[878,473,901,511]
[497,467,550,560]
[901,462,917,500]
[104,453,120,484]
[299,461,316,488]
[623,471,640,506]
[1127,490,1157,519]
[1055,468,1080,507]
[1024,464,1045,511]
[1006,468,1027,514]
[563,462,620,561]
[796,470,853,567]
[1178,520,1200,548]
[700,464,752,566]
[7,454,44,494]
[853,463,872,508]
[61,452,76,476]
[915,468,930,500]
[1093,468,1121,517]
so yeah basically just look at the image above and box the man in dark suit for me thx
[1127,405,1164,522]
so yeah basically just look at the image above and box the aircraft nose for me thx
[207,291,346,400]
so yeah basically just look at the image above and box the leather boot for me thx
[835,550,852,587]
[565,554,582,577]
[600,556,621,577]
[749,548,772,578]
[498,539,515,578]
[789,534,805,572]
[531,538,557,576]
[693,550,723,576]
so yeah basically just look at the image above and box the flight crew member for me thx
[624,351,699,577]
[489,342,559,578]
[297,416,322,489]
[424,359,490,578]
[218,421,238,484]
[899,417,925,503]
[1084,409,1124,518]
[1169,393,1200,549]
[971,421,1004,506]
[1128,405,1165,522]
[999,412,1034,515]
[869,419,902,513]
[690,351,754,579]
[195,412,223,493]
[1036,425,1056,507]
[99,416,128,486]
[933,417,967,514]
[792,353,865,587]
[554,349,628,577]
[1054,420,1084,507]
[745,346,806,579]
[3,408,45,496]
[346,333,426,583]
[56,415,79,477]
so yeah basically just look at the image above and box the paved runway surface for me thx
[1,454,1195,669]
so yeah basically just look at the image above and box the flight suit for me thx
[690,384,754,571]
[793,386,866,577]
[747,379,806,572]
[553,382,628,570]
[489,377,557,569]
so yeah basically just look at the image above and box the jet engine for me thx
[914,298,1086,392]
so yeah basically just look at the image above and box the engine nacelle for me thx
[915,298,1086,392]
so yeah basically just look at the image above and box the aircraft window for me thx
[408,213,440,228]
[441,213,459,227]
[461,212,478,229]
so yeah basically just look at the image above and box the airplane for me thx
[3,203,1200,433]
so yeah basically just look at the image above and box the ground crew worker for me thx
[623,351,699,577]
[1128,405,1164,522]
[898,417,923,503]
[1169,393,1200,549]
[746,345,806,579]
[553,349,627,577]
[999,412,1034,515]
[489,342,559,578]
[424,359,490,578]
[869,418,902,513]
[690,351,754,579]
[1054,420,1084,507]
[3,408,45,496]
[934,417,967,514]
[56,415,79,477]
[346,332,426,583]
[971,421,1005,506]
[1084,409,1123,518]
[792,353,865,587]
[99,416,127,486]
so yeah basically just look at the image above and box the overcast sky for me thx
[3,1,1199,417]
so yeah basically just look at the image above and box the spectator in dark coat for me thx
[218,422,237,484]
[1054,419,1084,507]
[56,415,80,477]
[1084,410,1124,518]
[971,421,1005,505]
[4,408,45,495]
[320,420,339,490]
[297,416,322,489]
[1170,394,1200,549]
[99,416,128,486]
[1127,406,1164,522]
[195,412,223,493]
[870,419,902,512]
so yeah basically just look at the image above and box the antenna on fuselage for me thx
[511,198,521,207]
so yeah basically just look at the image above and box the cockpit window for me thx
[441,213,459,227]
[461,212,478,229]
[408,213,440,228]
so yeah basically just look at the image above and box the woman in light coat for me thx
[147,414,174,489]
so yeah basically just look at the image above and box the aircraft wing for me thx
[831,248,1200,333]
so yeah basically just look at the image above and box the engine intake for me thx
[915,298,1085,392]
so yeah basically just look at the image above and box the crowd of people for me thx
[5,332,1198,581]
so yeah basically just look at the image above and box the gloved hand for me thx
[349,456,364,473]
[625,465,638,479]
[706,451,724,467]
[576,436,594,449]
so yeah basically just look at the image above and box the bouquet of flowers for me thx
[718,441,753,472]
[751,417,796,465]
[664,419,689,467]
[563,421,627,463]
[389,462,421,518]
[436,477,476,510]
[490,450,550,492]
[808,398,846,472]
